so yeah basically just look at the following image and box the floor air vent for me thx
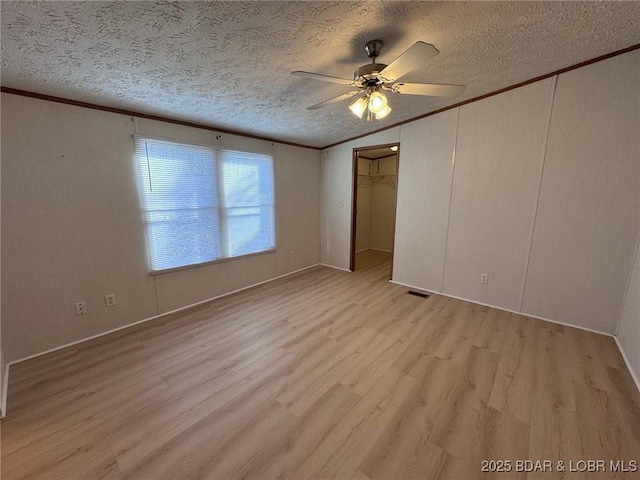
[407,290,430,299]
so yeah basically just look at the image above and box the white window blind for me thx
[134,137,275,273]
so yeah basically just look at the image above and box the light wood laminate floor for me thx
[2,250,639,480]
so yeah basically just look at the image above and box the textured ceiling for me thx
[2,1,639,148]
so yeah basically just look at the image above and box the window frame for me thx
[134,135,277,275]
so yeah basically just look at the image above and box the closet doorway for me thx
[350,143,400,276]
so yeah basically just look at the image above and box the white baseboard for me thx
[1,262,324,416]
[614,336,640,394]
[389,279,614,338]
[319,263,352,273]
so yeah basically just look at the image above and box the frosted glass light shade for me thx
[368,91,387,114]
[349,97,368,118]
[375,105,392,119]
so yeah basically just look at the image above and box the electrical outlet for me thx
[75,301,87,315]
[105,294,116,307]
[290,250,295,258]
[480,273,488,284]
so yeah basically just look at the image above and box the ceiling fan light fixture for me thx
[294,40,464,123]
[375,105,392,120]
[368,91,387,114]
[349,97,368,118]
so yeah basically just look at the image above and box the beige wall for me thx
[354,128,400,149]
[320,141,355,269]
[618,237,640,389]
[356,157,372,252]
[320,50,639,335]
[356,155,397,253]
[393,109,458,292]
[1,94,321,362]
[443,78,555,311]
[393,108,459,292]
[521,52,639,332]
[356,179,371,252]
[368,156,397,252]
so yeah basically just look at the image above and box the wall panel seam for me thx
[440,107,460,293]
[518,75,558,311]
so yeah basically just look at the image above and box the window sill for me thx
[149,248,277,276]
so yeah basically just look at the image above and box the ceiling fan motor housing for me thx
[364,39,384,58]
[354,63,388,86]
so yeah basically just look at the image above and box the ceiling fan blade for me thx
[307,90,360,110]
[379,41,439,82]
[291,71,356,86]
[392,82,465,97]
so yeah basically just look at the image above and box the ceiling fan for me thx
[292,39,465,122]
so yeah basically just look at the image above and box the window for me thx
[134,137,275,273]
